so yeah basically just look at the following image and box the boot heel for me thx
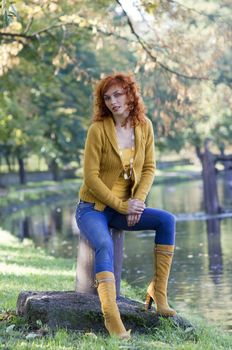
[145,293,153,310]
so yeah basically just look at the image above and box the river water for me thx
[1,179,232,332]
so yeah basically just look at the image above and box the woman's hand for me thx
[126,213,142,227]
[127,199,145,214]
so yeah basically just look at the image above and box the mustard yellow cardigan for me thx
[79,116,156,214]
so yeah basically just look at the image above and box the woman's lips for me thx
[112,106,120,111]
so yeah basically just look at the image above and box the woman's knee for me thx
[155,211,176,245]
[96,237,113,254]
[166,212,176,227]
[158,211,176,231]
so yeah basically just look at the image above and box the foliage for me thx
[0,0,231,180]
[130,0,232,154]
[0,74,44,169]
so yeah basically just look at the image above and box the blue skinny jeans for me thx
[75,201,176,274]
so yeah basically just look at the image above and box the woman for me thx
[76,72,176,339]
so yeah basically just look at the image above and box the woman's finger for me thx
[127,214,141,226]
[127,214,135,226]
[129,209,144,215]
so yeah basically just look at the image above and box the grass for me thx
[0,228,231,350]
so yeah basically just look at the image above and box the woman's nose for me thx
[110,96,117,104]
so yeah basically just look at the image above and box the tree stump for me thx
[76,229,125,298]
[16,291,194,334]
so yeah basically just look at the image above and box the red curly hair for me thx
[92,72,147,126]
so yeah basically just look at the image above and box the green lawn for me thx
[0,228,231,350]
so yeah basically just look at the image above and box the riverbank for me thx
[0,166,202,213]
[0,228,231,350]
[0,179,82,215]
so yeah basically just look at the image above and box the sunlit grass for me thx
[0,229,75,310]
[1,228,231,350]
[155,164,202,177]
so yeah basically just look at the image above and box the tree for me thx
[0,0,231,181]
[0,83,44,183]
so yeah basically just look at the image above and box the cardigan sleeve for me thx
[83,123,129,214]
[133,119,156,202]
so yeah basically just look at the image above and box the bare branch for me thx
[134,3,170,51]
[115,0,157,58]
[0,32,34,39]
[156,60,209,81]
[116,0,209,81]
[23,16,34,34]
[0,18,131,44]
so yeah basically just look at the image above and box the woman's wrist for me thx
[119,200,129,214]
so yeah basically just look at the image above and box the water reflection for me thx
[223,172,232,207]
[3,200,79,258]
[206,219,223,284]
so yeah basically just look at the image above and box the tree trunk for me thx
[76,229,125,298]
[17,155,27,185]
[16,291,193,334]
[50,159,60,181]
[5,154,12,172]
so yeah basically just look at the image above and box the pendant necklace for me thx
[118,128,135,180]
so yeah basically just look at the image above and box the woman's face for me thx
[103,84,129,119]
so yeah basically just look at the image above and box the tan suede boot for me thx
[145,244,176,316]
[96,271,131,339]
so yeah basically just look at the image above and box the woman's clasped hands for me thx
[127,198,145,227]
